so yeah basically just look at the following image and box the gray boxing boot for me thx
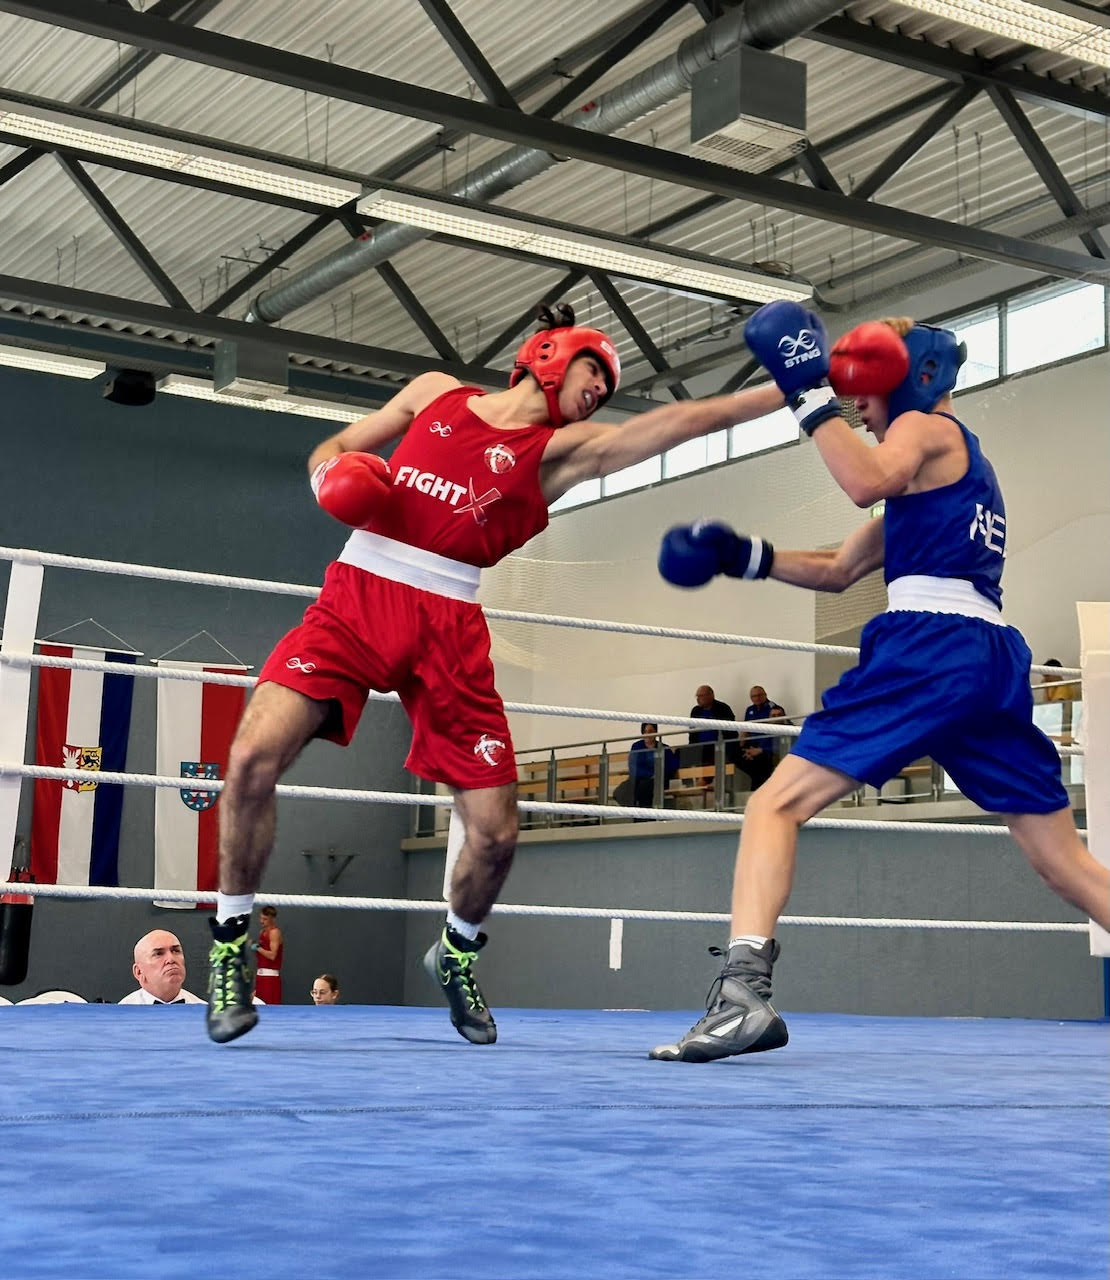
[649,939,788,1062]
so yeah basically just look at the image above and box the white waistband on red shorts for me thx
[886,574,1005,625]
[337,530,480,603]
[256,967,280,978]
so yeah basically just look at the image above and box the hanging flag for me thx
[31,645,137,886]
[154,662,248,908]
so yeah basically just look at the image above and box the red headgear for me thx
[510,325,621,428]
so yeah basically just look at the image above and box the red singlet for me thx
[257,386,554,789]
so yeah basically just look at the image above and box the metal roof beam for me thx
[987,84,1110,259]
[797,143,843,194]
[0,309,401,408]
[473,270,586,366]
[854,84,981,202]
[374,261,463,362]
[0,0,222,191]
[714,356,762,396]
[588,270,692,401]
[6,0,1104,281]
[809,15,1110,122]
[203,212,346,316]
[0,272,664,412]
[0,114,329,213]
[54,153,191,309]
[78,0,223,111]
[534,0,688,119]
[414,0,519,110]
[376,1,688,180]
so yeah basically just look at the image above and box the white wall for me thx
[481,349,1110,755]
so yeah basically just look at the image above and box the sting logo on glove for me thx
[777,329,823,367]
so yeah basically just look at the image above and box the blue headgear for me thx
[886,324,966,419]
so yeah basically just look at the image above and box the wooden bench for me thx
[517,753,630,823]
[878,762,935,804]
[668,762,737,809]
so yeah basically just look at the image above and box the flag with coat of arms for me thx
[30,643,138,886]
[154,660,248,908]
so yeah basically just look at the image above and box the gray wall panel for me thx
[1,365,412,1005]
[402,823,1102,1020]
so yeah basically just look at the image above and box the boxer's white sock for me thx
[445,911,481,942]
[728,934,769,951]
[216,893,254,925]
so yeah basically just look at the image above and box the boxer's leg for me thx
[208,682,328,1045]
[1008,809,1110,931]
[651,755,858,1064]
[424,782,518,1045]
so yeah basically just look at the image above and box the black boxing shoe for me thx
[649,939,788,1063]
[424,926,497,1045]
[206,914,258,1044]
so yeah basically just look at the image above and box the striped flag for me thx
[31,645,137,886]
[154,662,248,908]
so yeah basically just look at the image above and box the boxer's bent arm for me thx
[769,516,884,593]
[306,371,460,475]
[539,384,784,501]
[811,411,939,507]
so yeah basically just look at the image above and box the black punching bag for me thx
[0,874,34,986]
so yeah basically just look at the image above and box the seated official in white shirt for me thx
[119,929,205,1004]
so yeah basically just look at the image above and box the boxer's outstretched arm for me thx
[306,371,459,475]
[768,515,885,592]
[659,515,883,594]
[540,383,784,500]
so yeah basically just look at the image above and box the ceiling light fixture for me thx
[902,1,1110,69]
[356,189,812,304]
[0,97,362,207]
[0,343,104,378]
[159,375,367,423]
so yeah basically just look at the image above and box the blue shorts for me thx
[792,611,1068,815]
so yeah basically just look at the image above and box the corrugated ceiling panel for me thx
[0,0,1105,384]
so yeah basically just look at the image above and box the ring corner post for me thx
[0,555,45,882]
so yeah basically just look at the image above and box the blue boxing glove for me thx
[743,301,841,436]
[658,520,775,589]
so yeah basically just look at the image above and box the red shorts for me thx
[258,561,516,789]
[254,972,282,1005]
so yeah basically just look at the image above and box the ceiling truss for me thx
[0,0,1106,404]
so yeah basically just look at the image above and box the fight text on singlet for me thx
[367,386,555,568]
[883,413,1006,608]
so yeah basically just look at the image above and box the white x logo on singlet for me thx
[454,477,502,526]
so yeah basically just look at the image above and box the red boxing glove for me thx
[310,452,392,529]
[829,322,910,397]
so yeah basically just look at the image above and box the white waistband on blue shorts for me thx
[886,574,1005,625]
[337,530,481,603]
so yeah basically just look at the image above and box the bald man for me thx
[119,929,204,1004]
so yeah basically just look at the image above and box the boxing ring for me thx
[1,545,1107,1279]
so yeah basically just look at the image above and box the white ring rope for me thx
[1,765,1088,839]
[0,546,1082,677]
[8,881,1087,933]
[0,651,1085,754]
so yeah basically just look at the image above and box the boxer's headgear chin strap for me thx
[886,324,967,420]
[510,325,621,428]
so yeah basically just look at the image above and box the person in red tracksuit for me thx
[205,302,785,1047]
[252,904,283,1005]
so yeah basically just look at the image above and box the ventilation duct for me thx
[689,46,807,173]
[213,339,288,400]
[246,0,845,325]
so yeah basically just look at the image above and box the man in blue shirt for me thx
[627,722,679,811]
[740,686,786,791]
